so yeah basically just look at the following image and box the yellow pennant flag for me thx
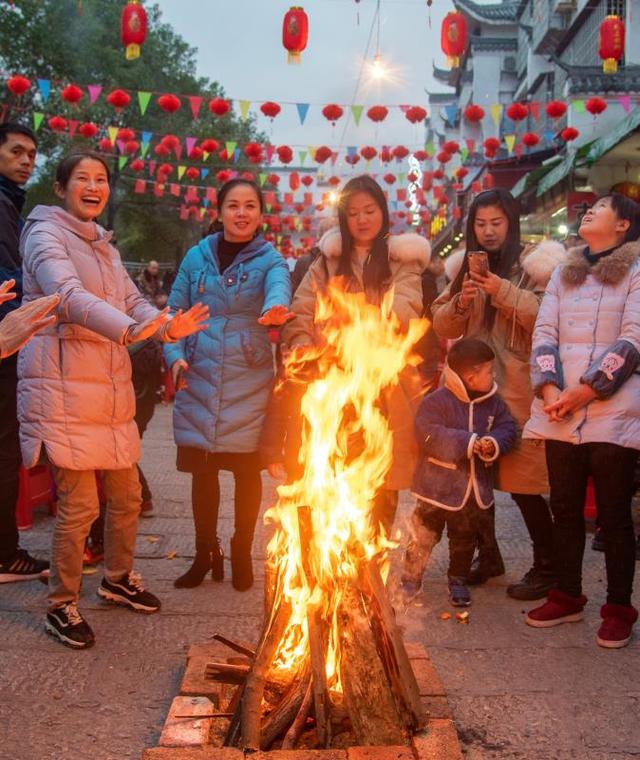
[504,135,516,154]
[239,100,251,121]
[490,104,503,127]
[107,126,118,145]
[178,166,186,180]
[307,146,316,161]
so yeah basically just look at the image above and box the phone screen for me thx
[468,251,489,277]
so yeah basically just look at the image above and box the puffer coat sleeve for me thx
[163,249,193,368]
[25,225,136,343]
[490,277,543,335]
[389,259,424,327]
[262,256,292,314]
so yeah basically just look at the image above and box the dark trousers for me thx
[404,496,480,581]
[0,355,21,562]
[191,452,262,554]
[135,391,156,504]
[511,492,555,563]
[546,440,637,606]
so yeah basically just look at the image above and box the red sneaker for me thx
[526,589,587,628]
[596,604,638,649]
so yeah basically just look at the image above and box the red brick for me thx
[179,656,224,704]
[404,642,428,660]
[142,747,243,760]
[251,751,347,760]
[419,696,453,720]
[412,720,463,760]
[347,746,414,760]
[410,659,446,697]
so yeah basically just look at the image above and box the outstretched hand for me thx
[127,307,170,344]
[258,304,295,326]
[0,294,60,358]
[166,303,210,340]
[0,279,17,306]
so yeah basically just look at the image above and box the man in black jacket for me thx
[0,122,49,583]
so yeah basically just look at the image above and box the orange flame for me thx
[264,281,427,689]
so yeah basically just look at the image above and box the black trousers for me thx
[511,492,555,563]
[191,452,262,554]
[0,355,21,562]
[546,440,638,606]
[134,391,156,504]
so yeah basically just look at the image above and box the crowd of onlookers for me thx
[0,120,638,652]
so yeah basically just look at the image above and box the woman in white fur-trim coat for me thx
[281,175,430,533]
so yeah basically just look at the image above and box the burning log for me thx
[212,633,255,659]
[282,679,314,748]
[260,667,311,749]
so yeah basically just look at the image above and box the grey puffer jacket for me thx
[18,205,161,470]
[524,241,640,449]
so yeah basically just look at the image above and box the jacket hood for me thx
[23,204,112,245]
[561,241,640,285]
[443,363,498,404]
[317,227,431,268]
[521,240,567,286]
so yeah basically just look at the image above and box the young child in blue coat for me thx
[401,338,516,606]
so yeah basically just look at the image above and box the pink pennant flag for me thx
[148,160,156,176]
[186,137,197,156]
[68,120,78,138]
[619,95,632,113]
[116,139,126,154]
[397,189,407,201]
[206,187,217,202]
[87,85,102,104]
[530,102,541,121]
[398,104,410,114]
[187,96,203,119]
[330,152,339,166]
[134,179,146,194]
[265,144,275,164]
[174,143,183,159]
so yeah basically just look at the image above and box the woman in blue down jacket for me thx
[165,179,291,592]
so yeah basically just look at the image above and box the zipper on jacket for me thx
[197,271,206,295]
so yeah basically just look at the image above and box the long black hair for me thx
[211,178,264,235]
[450,188,522,330]
[336,175,392,299]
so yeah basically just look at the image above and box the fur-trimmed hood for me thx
[561,241,640,285]
[522,240,567,287]
[317,227,431,269]
[444,248,465,282]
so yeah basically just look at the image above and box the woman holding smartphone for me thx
[431,189,566,600]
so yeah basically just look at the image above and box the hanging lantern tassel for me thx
[121,0,148,61]
[283,6,309,65]
[599,15,625,74]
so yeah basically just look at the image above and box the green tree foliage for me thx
[0,0,265,263]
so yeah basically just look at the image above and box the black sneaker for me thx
[507,566,557,601]
[45,603,95,649]
[97,571,161,613]
[591,528,605,553]
[0,549,49,583]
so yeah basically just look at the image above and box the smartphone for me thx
[175,366,188,391]
[467,251,489,277]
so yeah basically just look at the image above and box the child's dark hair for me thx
[598,192,640,243]
[55,151,111,188]
[0,122,38,148]
[447,338,495,376]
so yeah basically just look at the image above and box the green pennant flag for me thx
[296,219,302,231]
[259,173,268,187]
[425,140,435,155]
[398,172,406,184]
[33,112,44,131]
[118,156,128,170]
[461,148,469,162]
[572,99,585,114]
[225,141,237,158]
[351,105,364,126]
[138,91,152,115]
[140,142,150,158]
[178,165,186,179]
[265,203,272,213]
[239,100,251,121]
[298,150,307,165]
[107,126,118,145]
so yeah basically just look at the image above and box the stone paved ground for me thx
[1,404,638,760]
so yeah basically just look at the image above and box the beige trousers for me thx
[48,466,141,608]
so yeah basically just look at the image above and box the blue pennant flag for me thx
[233,148,241,163]
[37,79,50,103]
[141,131,153,144]
[346,146,358,158]
[543,130,556,143]
[201,168,209,180]
[296,103,310,125]
[444,105,459,124]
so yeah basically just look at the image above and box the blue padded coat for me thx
[164,233,291,453]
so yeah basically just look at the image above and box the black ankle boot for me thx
[507,557,556,601]
[174,548,212,589]
[211,541,224,582]
[466,549,506,586]
[230,537,253,592]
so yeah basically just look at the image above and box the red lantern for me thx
[99,138,114,152]
[561,127,579,142]
[201,139,219,154]
[189,146,204,161]
[545,100,567,120]
[413,150,429,162]
[48,116,68,132]
[216,169,233,184]
[464,104,485,122]
[322,104,344,124]
[61,84,84,104]
[7,75,30,96]
[506,102,528,122]
[366,105,388,123]
[441,11,467,68]
[301,175,313,186]
[277,145,293,164]
[314,146,333,164]
[118,128,136,142]
[436,150,452,164]
[260,101,281,120]
[599,15,625,73]
[209,98,231,117]
[328,176,341,187]
[455,167,469,180]
[241,171,254,182]
[443,140,460,154]
[586,97,607,116]
[282,6,309,64]
[158,94,181,113]
[121,0,147,60]
[379,146,392,163]
[483,137,501,157]
[522,132,540,148]
[78,122,98,139]
[154,143,171,157]
[290,172,300,191]
[186,167,200,181]
[433,169,445,180]
[161,134,180,151]
[360,146,377,161]
[392,145,409,160]
[244,142,263,163]
[267,174,280,185]
[407,172,418,184]
[345,154,360,166]
[383,173,396,185]
[107,89,131,110]
[125,140,140,154]
[405,106,427,124]
[130,159,145,172]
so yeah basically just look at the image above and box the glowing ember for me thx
[265,282,427,689]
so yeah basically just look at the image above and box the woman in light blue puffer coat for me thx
[165,179,291,592]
